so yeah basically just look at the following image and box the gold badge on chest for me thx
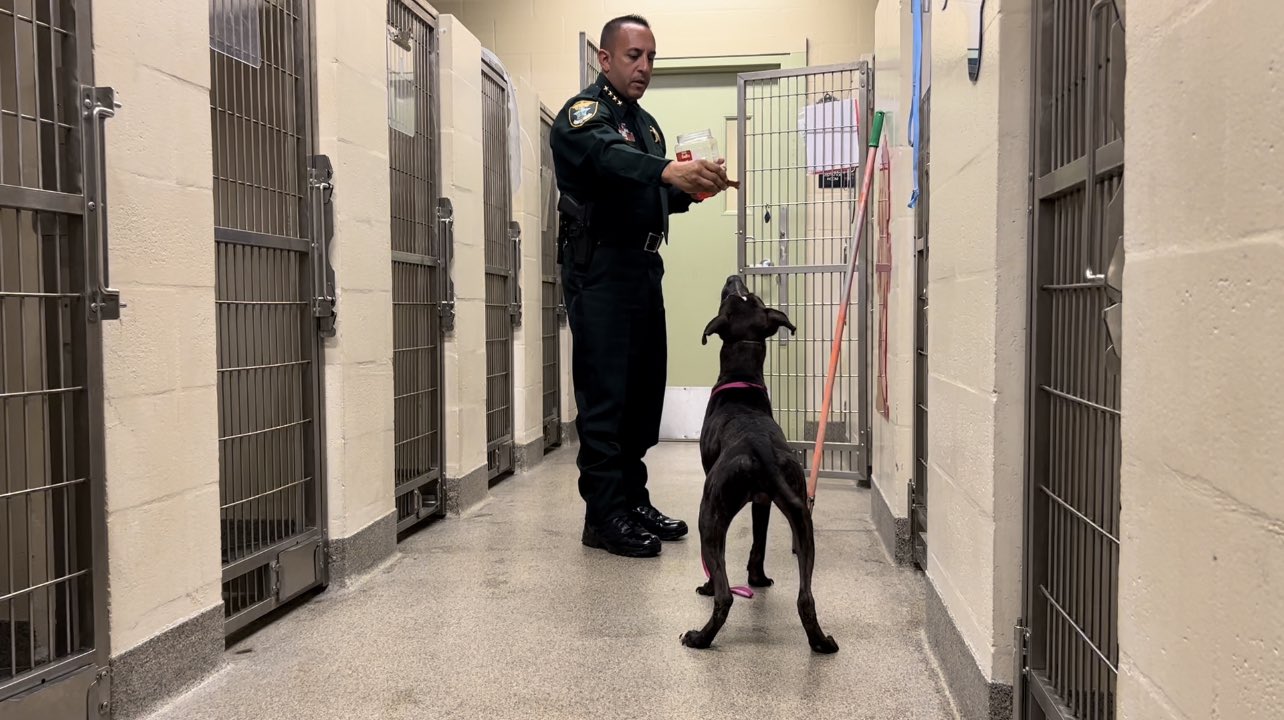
[649,126,661,146]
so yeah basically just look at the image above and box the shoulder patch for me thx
[569,100,599,128]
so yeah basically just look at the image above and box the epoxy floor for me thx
[147,442,957,720]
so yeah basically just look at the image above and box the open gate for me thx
[210,0,333,635]
[1018,1,1126,719]
[539,107,562,450]
[481,60,516,480]
[0,0,115,714]
[387,0,447,532]
[736,62,872,482]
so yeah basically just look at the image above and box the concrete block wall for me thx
[1120,2,1284,718]
[512,72,549,465]
[866,1,1284,719]
[92,1,224,716]
[434,0,878,135]
[315,0,399,576]
[869,0,918,566]
[80,5,574,716]
[439,14,493,512]
[918,0,1028,713]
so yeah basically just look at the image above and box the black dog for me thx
[680,275,839,654]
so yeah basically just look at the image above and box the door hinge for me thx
[92,665,113,716]
[439,297,457,332]
[270,560,282,597]
[1013,621,1030,720]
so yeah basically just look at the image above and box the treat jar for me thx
[675,129,719,200]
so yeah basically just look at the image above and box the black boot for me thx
[582,514,662,558]
[631,505,688,541]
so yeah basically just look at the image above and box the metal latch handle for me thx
[84,87,123,320]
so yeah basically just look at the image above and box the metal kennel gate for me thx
[539,107,562,450]
[387,0,447,532]
[578,32,601,88]
[0,0,116,714]
[1017,1,1126,719]
[481,60,516,480]
[210,0,333,635]
[909,88,930,571]
[736,62,872,481]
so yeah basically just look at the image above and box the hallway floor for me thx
[148,443,956,720]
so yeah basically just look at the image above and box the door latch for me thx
[84,86,124,321]
[308,155,337,338]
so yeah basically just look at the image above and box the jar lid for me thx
[676,129,714,143]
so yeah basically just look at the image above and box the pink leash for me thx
[695,380,772,600]
[703,557,755,599]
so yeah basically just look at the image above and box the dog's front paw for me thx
[747,573,774,588]
[681,630,713,649]
[695,581,713,596]
[810,634,839,654]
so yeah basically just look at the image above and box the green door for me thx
[646,72,739,373]
[645,70,748,438]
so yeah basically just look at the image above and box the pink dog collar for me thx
[710,381,769,397]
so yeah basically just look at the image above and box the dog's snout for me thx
[721,274,749,301]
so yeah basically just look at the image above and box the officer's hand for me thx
[662,158,729,196]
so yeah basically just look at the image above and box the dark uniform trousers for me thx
[562,245,666,525]
[550,74,697,529]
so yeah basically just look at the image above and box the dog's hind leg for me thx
[696,500,771,596]
[703,500,770,590]
[775,470,838,654]
[683,465,748,649]
[747,502,774,587]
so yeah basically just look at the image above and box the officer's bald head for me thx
[598,15,656,100]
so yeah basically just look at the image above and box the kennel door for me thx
[736,62,873,482]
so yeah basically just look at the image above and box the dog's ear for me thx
[701,314,729,345]
[765,308,795,336]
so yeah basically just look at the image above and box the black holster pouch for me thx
[557,193,594,268]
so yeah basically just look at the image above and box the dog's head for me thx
[700,275,796,346]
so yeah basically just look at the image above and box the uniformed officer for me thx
[550,14,731,558]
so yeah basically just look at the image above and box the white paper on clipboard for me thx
[798,97,860,174]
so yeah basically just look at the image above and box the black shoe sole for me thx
[582,527,661,558]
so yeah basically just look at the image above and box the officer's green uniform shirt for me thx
[550,73,698,243]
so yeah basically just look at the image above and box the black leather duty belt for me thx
[593,230,665,253]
